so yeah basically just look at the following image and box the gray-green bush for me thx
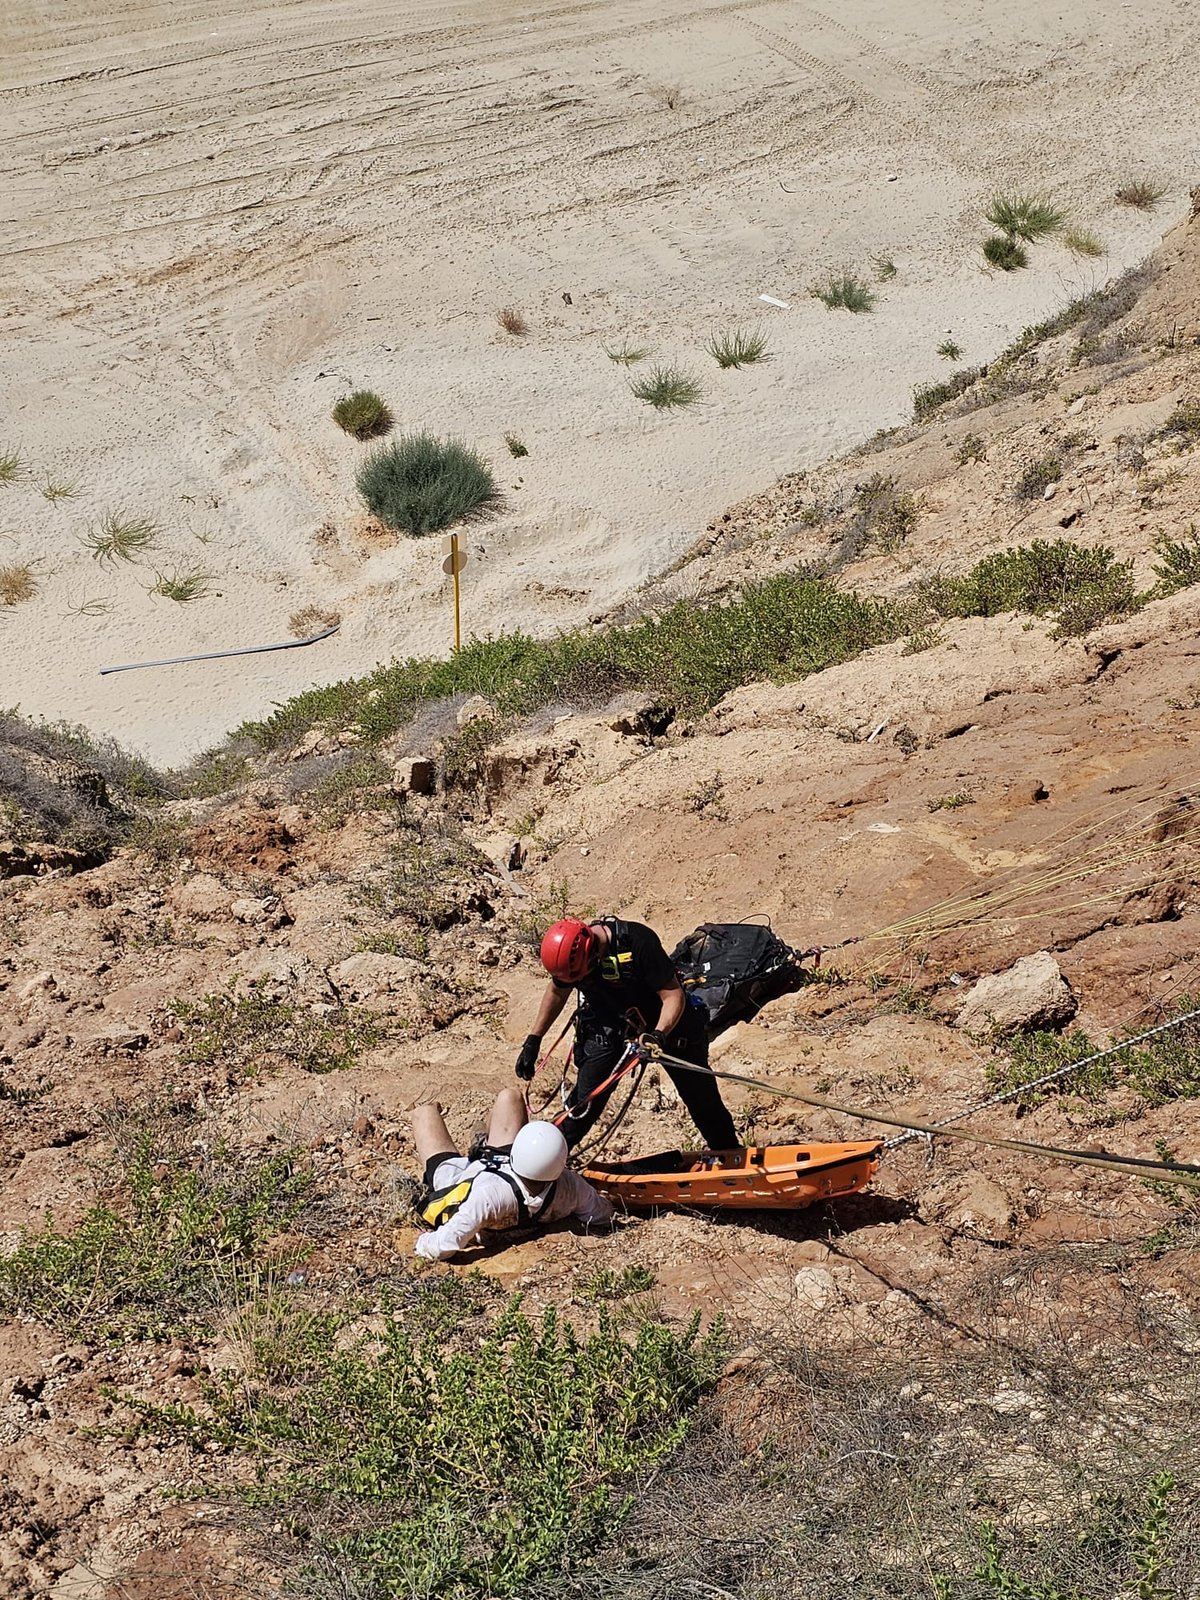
[358,434,501,536]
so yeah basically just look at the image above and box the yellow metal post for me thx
[451,532,461,653]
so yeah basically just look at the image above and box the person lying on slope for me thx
[411,1086,614,1261]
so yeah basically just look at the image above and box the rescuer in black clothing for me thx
[515,915,739,1150]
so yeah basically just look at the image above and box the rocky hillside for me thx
[2,208,1200,1599]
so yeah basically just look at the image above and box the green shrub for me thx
[1152,524,1200,593]
[504,432,528,458]
[629,365,703,408]
[940,1476,1179,1600]
[937,338,962,361]
[358,434,500,536]
[332,390,393,440]
[122,1295,724,1599]
[813,272,875,312]
[988,995,1200,1106]
[920,539,1131,625]
[983,234,1028,271]
[985,193,1065,241]
[233,570,907,755]
[1013,452,1062,499]
[168,980,389,1077]
[955,433,987,464]
[0,1126,310,1339]
[1152,398,1200,446]
[706,326,770,368]
[874,493,918,551]
[913,368,985,420]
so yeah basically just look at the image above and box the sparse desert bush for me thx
[1115,178,1166,210]
[706,326,769,368]
[872,255,897,281]
[982,234,1029,271]
[1013,451,1063,499]
[913,368,984,420]
[954,432,987,464]
[151,564,211,602]
[504,432,529,458]
[357,433,500,536]
[120,1291,723,1599]
[169,980,388,1077]
[991,993,1200,1105]
[874,492,918,551]
[496,307,528,335]
[928,790,974,812]
[82,512,158,563]
[0,563,38,605]
[0,447,21,484]
[604,339,652,365]
[985,193,1065,241]
[0,709,167,853]
[331,389,393,440]
[1153,524,1200,594]
[1152,397,1200,446]
[629,364,703,408]
[937,338,962,361]
[1063,225,1105,258]
[0,1116,311,1339]
[813,271,876,312]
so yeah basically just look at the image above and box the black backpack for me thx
[670,922,811,1039]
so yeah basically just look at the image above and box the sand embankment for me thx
[1,0,1194,762]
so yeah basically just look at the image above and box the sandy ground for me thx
[1,0,1196,765]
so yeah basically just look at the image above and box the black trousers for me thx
[563,1007,739,1151]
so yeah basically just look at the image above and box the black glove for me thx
[638,1030,667,1056]
[516,1034,541,1081]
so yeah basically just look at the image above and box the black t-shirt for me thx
[571,918,678,1030]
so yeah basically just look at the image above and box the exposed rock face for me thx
[328,952,424,1000]
[956,952,1077,1038]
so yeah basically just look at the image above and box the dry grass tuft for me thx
[0,563,39,605]
[288,606,341,639]
[497,307,528,336]
[1063,226,1106,258]
[1115,178,1166,210]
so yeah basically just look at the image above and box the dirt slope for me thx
[2,213,1200,1598]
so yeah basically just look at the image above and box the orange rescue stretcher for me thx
[581,1140,882,1211]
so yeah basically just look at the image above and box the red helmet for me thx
[540,917,597,984]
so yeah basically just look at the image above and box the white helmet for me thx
[509,1121,568,1183]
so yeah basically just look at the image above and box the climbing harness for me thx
[416,1154,558,1232]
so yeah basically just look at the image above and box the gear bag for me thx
[669,921,811,1039]
[415,1155,557,1233]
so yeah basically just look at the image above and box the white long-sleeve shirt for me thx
[414,1156,614,1261]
